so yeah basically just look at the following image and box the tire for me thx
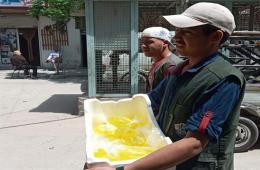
[235,116,259,152]
[119,71,148,83]
[119,72,130,82]
[119,71,148,93]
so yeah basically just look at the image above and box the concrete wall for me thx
[0,14,37,28]
[38,16,82,69]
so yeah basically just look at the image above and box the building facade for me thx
[0,0,83,69]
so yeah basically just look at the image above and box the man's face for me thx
[140,37,166,58]
[174,26,212,57]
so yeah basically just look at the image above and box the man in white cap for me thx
[85,2,245,170]
[141,27,182,92]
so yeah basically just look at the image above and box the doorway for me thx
[18,28,40,66]
[81,33,87,67]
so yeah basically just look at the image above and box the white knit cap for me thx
[163,2,236,35]
[141,27,173,42]
[13,50,22,55]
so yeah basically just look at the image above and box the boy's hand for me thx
[83,162,114,170]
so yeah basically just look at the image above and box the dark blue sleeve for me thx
[185,78,241,142]
[148,76,169,115]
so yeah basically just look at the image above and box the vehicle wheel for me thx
[119,71,148,83]
[119,72,130,82]
[235,116,259,152]
[119,71,148,93]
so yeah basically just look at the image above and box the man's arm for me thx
[125,131,208,170]
[186,77,241,142]
[85,132,208,170]
[19,55,28,65]
[148,76,169,115]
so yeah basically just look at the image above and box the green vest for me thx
[159,56,245,170]
[147,53,182,92]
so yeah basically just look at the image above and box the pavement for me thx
[0,69,87,170]
[0,69,259,170]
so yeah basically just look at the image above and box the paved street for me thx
[0,70,87,170]
[234,141,260,170]
[0,69,259,170]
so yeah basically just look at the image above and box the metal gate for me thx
[93,1,131,95]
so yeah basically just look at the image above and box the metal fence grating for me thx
[94,1,131,94]
[233,2,260,31]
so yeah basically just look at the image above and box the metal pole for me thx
[130,0,139,94]
[85,0,96,97]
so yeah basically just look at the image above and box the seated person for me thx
[46,47,61,74]
[10,50,38,79]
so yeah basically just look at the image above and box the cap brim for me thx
[163,15,207,28]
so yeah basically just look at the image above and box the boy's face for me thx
[140,37,167,58]
[174,26,213,58]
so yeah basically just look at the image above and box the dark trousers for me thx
[22,65,37,77]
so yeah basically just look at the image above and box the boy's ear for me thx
[163,40,170,46]
[210,30,223,44]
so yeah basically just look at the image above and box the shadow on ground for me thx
[30,94,82,115]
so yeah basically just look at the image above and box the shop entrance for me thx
[18,28,40,66]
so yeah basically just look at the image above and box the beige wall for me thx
[0,14,37,28]
[38,16,82,69]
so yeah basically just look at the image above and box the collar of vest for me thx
[174,52,219,74]
[187,52,219,73]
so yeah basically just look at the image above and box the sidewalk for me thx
[0,69,87,170]
[3,68,88,79]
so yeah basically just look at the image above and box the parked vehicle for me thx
[236,101,260,152]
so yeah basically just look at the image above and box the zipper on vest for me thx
[165,113,173,134]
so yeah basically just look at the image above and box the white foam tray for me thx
[84,94,171,166]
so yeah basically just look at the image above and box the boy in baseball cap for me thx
[84,3,245,170]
